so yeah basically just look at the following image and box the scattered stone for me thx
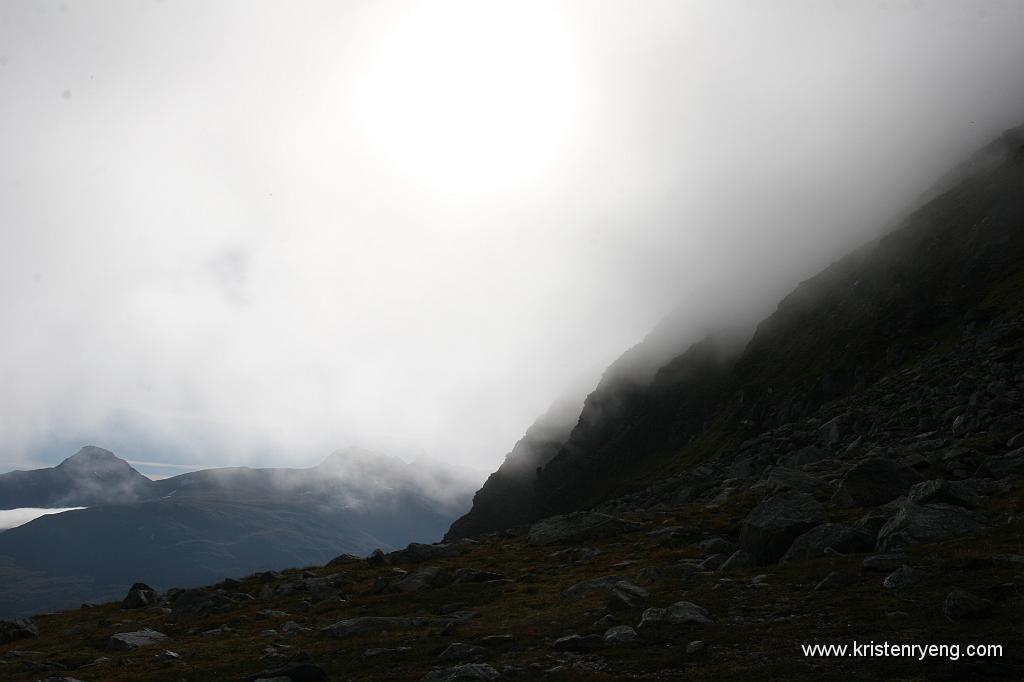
[603,625,640,645]
[392,543,463,564]
[438,642,487,662]
[739,492,826,564]
[908,479,982,508]
[698,553,727,571]
[943,589,992,620]
[607,580,649,611]
[862,553,908,572]
[832,457,923,508]
[876,502,987,552]
[553,634,605,651]
[322,616,452,639]
[686,640,707,655]
[781,523,874,563]
[107,628,169,651]
[480,634,514,647]
[698,537,736,556]
[719,549,755,572]
[326,553,364,566]
[0,618,38,644]
[561,576,622,600]
[639,601,712,627]
[390,566,453,593]
[527,512,642,546]
[882,565,920,590]
[256,609,290,620]
[170,589,231,617]
[765,467,825,494]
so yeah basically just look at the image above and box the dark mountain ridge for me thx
[448,124,1024,538]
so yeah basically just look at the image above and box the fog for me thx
[0,507,85,531]
[2,1,1023,473]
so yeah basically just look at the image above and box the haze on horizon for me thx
[2,1,1024,475]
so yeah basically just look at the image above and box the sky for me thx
[1,1,1024,476]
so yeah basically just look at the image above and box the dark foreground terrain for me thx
[0,480,1020,681]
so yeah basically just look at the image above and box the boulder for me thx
[607,580,649,611]
[832,457,923,508]
[0,618,38,643]
[553,634,605,651]
[107,628,168,651]
[121,582,158,609]
[876,502,987,552]
[765,467,825,494]
[170,589,231,617]
[639,601,712,627]
[739,492,826,564]
[438,643,487,662]
[561,575,622,600]
[719,549,755,572]
[981,448,1024,479]
[604,625,640,645]
[861,553,908,573]
[389,566,453,593]
[781,523,873,563]
[907,479,982,508]
[942,589,992,619]
[697,537,736,556]
[527,512,641,546]
[882,565,919,589]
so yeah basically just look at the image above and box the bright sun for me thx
[351,1,583,196]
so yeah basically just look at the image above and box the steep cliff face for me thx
[448,125,1024,538]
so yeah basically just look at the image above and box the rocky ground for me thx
[0,464,1020,680]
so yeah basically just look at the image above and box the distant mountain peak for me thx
[58,446,120,466]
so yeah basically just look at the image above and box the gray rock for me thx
[553,634,605,651]
[121,582,158,609]
[719,549,755,572]
[698,553,727,570]
[107,628,169,651]
[781,523,874,563]
[390,566,453,593]
[739,492,826,564]
[607,580,648,611]
[686,640,707,655]
[862,553,908,572]
[876,502,987,552]
[832,457,923,508]
[366,548,390,566]
[942,589,992,619]
[907,479,982,508]
[527,512,641,546]
[604,625,640,645]
[170,589,231,617]
[639,601,712,627]
[363,647,412,659]
[0,618,38,644]
[698,537,736,556]
[322,616,445,639]
[420,663,501,682]
[561,575,622,600]
[882,565,919,590]
[438,643,487,662]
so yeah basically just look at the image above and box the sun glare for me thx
[351,1,583,196]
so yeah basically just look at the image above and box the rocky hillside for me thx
[449,123,1024,536]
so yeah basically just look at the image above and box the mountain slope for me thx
[449,124,1024,536]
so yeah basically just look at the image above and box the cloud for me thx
[1,1,1023,471]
